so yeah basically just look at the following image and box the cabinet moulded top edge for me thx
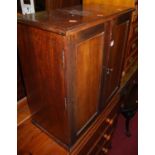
[17,4,134,36]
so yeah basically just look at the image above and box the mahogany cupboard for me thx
[17,4,133,149]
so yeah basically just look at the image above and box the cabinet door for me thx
[102,13,131,106]
[68,24,105,136]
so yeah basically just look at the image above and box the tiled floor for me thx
[108,112,138,155]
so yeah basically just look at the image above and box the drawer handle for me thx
[103,134,111,141]
[105,118,113,125]
[102,147,108,154]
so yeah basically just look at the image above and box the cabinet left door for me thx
[66,24,105,137]
[17,24,71,146]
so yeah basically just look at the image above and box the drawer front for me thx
[97,141,111,155]
[88,114,118,155]
[77,118,107,155]
[105,101,120,124]
[89,137,105,155]
[90,128,114,155]
[77,112,118,154]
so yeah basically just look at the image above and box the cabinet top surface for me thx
[17,4,133,35]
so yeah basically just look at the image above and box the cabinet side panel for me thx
[74,33,104,134]
[17,24,71,146]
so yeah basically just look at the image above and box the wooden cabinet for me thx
[18,20,106,148]
[17,4,133,149]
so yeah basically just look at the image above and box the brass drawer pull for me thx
[103,134,111,141]
[105,118,114,125]
[102,147,108,154]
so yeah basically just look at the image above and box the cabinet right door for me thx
[101,13,131,106]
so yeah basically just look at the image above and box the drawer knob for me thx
[105,118,113,125]
[102,147,108,154]
[103,134,111,141]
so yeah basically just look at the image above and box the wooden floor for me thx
[17,98,67,155]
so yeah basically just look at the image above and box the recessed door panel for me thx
[74,32,105,134]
